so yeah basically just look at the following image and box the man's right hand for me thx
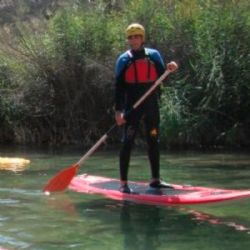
[115,111,126,126]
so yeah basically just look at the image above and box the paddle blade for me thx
[43,164,79,193]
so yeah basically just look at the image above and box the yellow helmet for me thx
[126,23,145,40]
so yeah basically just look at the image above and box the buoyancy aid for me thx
[124,49,158,84]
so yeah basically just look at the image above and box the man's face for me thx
[127,35,143,50]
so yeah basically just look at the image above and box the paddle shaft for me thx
[76,69,171,167]
[132,69,170,109]
[76,126,115,166]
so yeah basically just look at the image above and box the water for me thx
[0,149,250,250]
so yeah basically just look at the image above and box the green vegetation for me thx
[0,0,249,148]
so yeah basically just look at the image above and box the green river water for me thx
[0,148,250,250]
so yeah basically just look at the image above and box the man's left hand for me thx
[167,61,178,72]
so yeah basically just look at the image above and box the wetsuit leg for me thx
[144,106,160,180]
[119,113,140,181]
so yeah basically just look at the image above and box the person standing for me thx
[115,23,178,193]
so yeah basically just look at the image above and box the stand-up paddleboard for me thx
[69,174,250,205]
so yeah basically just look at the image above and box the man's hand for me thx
[167,61,178,72]
[115,111,126,126]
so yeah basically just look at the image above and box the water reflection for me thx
[187,209,249,232]
[47,193,249,250]
[46,193,78,217]
[0,157,30,172]
[118,203,249,250]
[119,203,175,250]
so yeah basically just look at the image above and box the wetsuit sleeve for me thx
[149,49,165,76]
[115,55,127,111]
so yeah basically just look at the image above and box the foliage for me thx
[0,0,249,148]
[180,1,250,147]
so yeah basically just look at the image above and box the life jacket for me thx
[124,49,158,84]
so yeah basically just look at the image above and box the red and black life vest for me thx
[124,50,158,84]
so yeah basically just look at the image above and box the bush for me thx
[0,0,249,148]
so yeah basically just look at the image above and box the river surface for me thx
[0,147,250,250]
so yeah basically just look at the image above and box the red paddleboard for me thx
[68,174,250,205]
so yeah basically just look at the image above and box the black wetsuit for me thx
[115,47,165,181]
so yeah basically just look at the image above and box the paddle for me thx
[43,69,171,193]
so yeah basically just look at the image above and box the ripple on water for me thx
[0,234,30,249]
[0,199,19,205]
[0,188,42,196]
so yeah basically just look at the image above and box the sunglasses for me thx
[127,35,142,40]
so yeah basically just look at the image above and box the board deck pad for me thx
[89,180,191,196]
[69,174,250,205]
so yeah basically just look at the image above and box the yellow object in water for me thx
[0,157,30,171]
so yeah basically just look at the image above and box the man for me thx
[115,23,178,193]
